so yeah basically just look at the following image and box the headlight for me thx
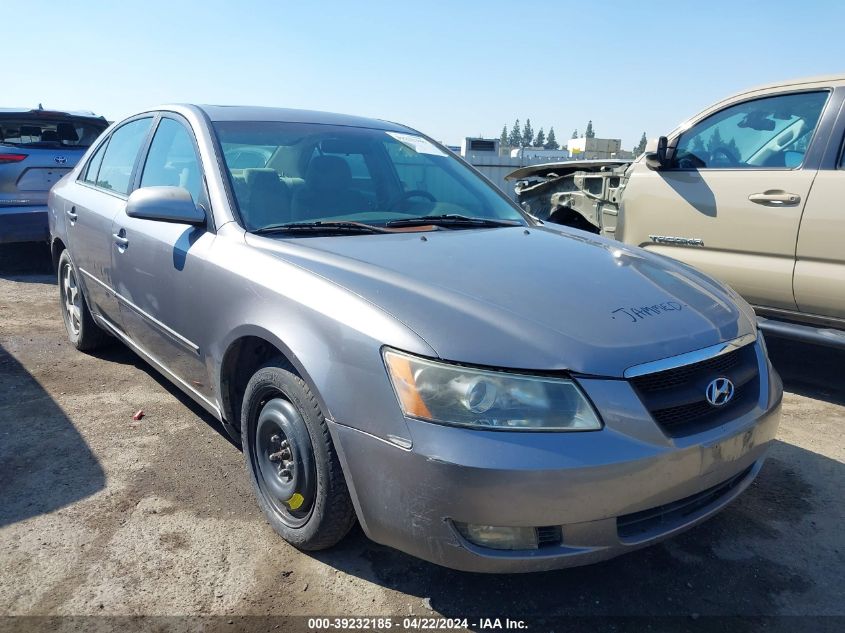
[382,348,602,431]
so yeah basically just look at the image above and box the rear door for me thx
[110,114,216,400]
[793,93,845,322]
[622,90,832,311]
[67,117,154,325]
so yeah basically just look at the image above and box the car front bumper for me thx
[330,355,783,573]
[0,205,49,244]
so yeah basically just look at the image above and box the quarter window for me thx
[672,91,829,169]
[140,118,204,202]
[81,139,108,184]
[95,118,153,194]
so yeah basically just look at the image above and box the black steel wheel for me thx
[241,361,356,550]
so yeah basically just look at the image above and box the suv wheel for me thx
[241,362,356,550]
[57,250,108,351]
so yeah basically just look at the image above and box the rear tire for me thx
[241,362,356,550]
[57,249,108,351]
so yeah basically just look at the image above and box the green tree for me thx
[634,132,647,155]
[533,128,545,148]
[508,119,522,147]
[500,125,509,148]
[522,119,534,147]
[571,128,578,139]
[545,127,559,150]
[585,120,595,138]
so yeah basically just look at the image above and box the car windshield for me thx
[0,115,107,148]
[213,121,527,231]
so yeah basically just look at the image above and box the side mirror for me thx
[125,186,205,225]
[645,136,669,170]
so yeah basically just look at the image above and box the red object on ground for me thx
[132,409,145,421]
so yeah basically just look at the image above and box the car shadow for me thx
[0,242,54,281]
[0,343,106,528]
[658,170,718,217]
[312,440,840,620]
[765,335,845,405]
[87,343,240,449]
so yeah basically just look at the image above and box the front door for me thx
[622,90,831,311]
[109,115,216,401]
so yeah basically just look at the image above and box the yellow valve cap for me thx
[287,493,304,510]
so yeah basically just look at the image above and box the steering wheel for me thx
[389,189,436,212]
[709,145,740,167]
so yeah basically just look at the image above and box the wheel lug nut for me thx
[270,434,281,444]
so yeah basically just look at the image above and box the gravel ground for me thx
[0,243,843,628]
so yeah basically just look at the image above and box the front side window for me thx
[213,121,525,231]
[96,118,153,194]
[140,118,203,202]
[672,91,829,169]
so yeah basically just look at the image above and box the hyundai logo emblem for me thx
[54,156,67,165]
[706,377,735,407]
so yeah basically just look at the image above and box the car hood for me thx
[247,225,755,377]
[505,159,631,181]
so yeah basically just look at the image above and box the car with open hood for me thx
[48,105,782,572]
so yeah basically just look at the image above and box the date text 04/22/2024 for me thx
[307,617,528,630]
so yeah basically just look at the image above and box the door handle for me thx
[748,191,801,206]
[113,231,129,249]
[66,206,78,222]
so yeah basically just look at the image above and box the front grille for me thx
[631,342,760,436]
[633,348,741,392]
[617,465,754,540]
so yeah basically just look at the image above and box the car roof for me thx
[0,107,105,119]
[193,104,414,133]
[731,74,845,97]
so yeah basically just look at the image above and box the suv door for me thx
[793,98,845,322]
[68,117,153,325]
[110,114,216,401]
[620,90,831,311]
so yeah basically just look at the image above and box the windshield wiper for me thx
[384,214,523,229]
[252,220,392,235]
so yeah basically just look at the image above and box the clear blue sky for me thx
[8,0,844,149]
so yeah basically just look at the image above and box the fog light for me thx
[455,522,538,550]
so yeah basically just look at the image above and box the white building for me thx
[567,137,625,159]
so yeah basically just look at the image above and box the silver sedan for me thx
[48,105,782,572]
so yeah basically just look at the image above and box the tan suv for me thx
[512,76,845,348]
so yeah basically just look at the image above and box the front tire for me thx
[241,362,356,550]
[57,249,108,351]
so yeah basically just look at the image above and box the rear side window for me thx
[140,118,203,202]
[81,140,108,184]
[672,91,829,169]
[95,118,153,194]
[0,116,107,148]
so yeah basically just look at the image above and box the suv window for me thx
[140,118,203,202]
[672,91,829,169]
[95,118,153,194]
[0,115,106,148]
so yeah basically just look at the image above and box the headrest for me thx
[243,168,288,191]
[57,123,79,142]
[305,155,352,191]
[41,130,59,142]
